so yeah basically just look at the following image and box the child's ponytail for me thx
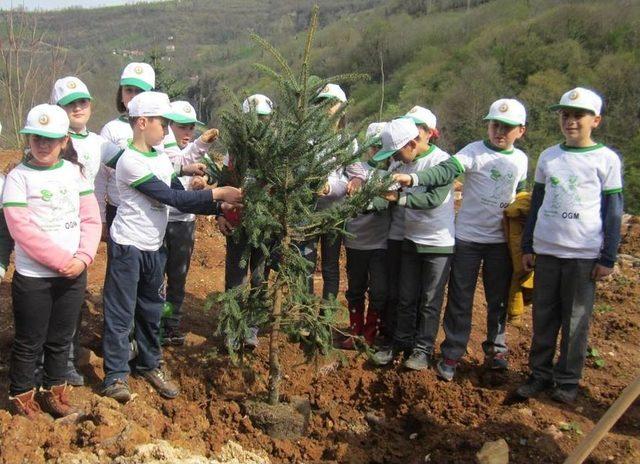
[61,140,85,176]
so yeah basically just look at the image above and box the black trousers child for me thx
[163,220,196,331]
[10,271,87,395]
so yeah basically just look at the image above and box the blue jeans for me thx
[102,240,166,387]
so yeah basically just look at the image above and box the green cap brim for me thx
[58,92,92,106]
[120,77,153,91]
[165,113,202,125]
[372,148,397,162]
[316,93,340,102]
[483,116,523,126]
[549,104,596,114]
[20,128,67,139]
[256,109,272,116]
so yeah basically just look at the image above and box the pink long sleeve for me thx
[4,207,74,272]
[74,193,102,266]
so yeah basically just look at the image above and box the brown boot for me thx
[9,388,44,419]
[39,383,79,418]
[363,307,380,346]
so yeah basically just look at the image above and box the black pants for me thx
[345,248,387,309]
[163,220,196,329]
[305,233,342,300]
[10,271,87,395]
[380,239,403,342]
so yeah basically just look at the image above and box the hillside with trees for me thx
[1,0,639,209]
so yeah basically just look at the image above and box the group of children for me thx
[0,58,623,419]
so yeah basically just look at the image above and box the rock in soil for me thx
[243,396,310,440]
[476,438,509,464]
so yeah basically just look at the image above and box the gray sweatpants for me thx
[440,239,512,361]
[529,255,596,386]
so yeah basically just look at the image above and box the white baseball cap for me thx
[373,118,419,161]
[316,83,347,103]
[364,122,386,147]
[20,104,70,138]
[168,101,203,124]
[550,87,602,116]
[242,94,273,115]
[404,106,437,129]
[50,76,92,106]
[128,91,177,119]
[484,98,527,126]
[120,62,155,91]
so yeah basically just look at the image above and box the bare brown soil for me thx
[0,150,638,463]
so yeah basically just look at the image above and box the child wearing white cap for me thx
[215,94,275,349]
[516,87,622,404]
[51,76,121,186]
[101,91,242,403]
[303,83,350,300]
[162,100,220,346]
[3,104,101,419]
[370,115,455,370]
[392,98,529,380]
[45,76,122,386]
[96,63,196,234]
[339,122,390,349]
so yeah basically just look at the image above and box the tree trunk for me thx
[267,235,289,405]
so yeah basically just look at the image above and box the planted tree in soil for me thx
[210,7,381,407]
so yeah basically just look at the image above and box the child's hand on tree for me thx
[191,176,206,190]
[182,163,207,176]
[380,190,399,202]
[346,177,364,195]
[199,128,220,144]
[212,185,243,206]
[216,215,234,236]
[592,263,614,281]
[58,257,86,279]
[392,173,413,187]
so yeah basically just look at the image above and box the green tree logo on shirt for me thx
[40,189,53,201]
[549,172,582,211]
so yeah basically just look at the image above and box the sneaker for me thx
[404,350,432,371]
[101,379,131,403]
[371,346,409,366]
[65,367,85,387]
[244,327,259,349]
[488,352,509,371]
[162,327,186,347]
[137,367,179,399]
[551,384,578,404]
[436,358,457,382]
[515,376,552,399]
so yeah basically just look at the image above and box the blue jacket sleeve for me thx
[521,182,545,254]
[599,192,623,268]
[135,175,222,216]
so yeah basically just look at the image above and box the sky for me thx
[1,0,166,10]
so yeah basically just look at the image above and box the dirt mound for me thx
[0,210,638,463]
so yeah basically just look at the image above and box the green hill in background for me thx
[2,0,640,211]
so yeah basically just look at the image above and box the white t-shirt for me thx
[2,160,93,278]
[99,117,178,209]
[110,143,175,251]
[398,146,455,247]
[344,161,390,250]
[70,131,120,186]
[533,143,622,259]
[454,140,528,244]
